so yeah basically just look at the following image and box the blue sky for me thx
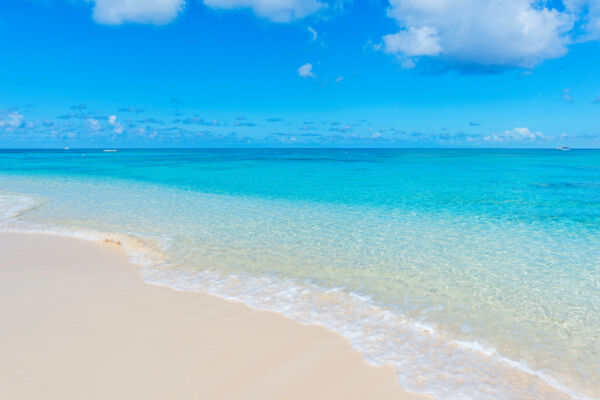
[1,0,599,147]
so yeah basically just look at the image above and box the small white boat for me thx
[103,149,118,152]
[557,146,571,151]
[63,147,70,150]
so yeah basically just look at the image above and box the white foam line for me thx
[142,267,593,400]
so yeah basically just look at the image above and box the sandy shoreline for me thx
[0,232,426,399]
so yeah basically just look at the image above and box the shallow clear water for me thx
[0,149,598,399]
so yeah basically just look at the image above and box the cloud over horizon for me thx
[484,127,545,142]
[0,111,25,131]
[2,103,589,148]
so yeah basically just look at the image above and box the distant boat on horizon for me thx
[557,146,571,151]
[103,149,118,152]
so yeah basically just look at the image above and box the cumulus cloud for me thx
[203,0,326,22]
[484,127,545,142]
[383,26,443,57]
[88,118,102,131]
[91,0,186,25]
[0,111,25,130]
[108,115,124,134]
[383,0,576,68]
[297,62,315,78]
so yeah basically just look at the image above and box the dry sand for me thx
[0,232,426,400]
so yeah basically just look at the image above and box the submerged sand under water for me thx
[0,189,595,400]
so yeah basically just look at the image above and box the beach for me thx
[0,232,425,400]
[3,0,600,397]
[0,149,597,399]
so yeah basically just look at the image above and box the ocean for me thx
[0,148,598,399]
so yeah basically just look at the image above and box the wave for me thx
[0,191,594,400]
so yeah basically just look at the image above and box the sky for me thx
[1,0,599,148]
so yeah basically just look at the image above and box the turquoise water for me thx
[0,149,598,399]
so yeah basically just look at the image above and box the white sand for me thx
[0,233,427,400]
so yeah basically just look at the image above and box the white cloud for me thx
[308,26,318,40]
[564,0,600,40]
[88,118,102,131]
[91,0,186,25]
[383,26,443,57]
[383,0,575,68]
[0,112,25,130]
[203,0,326,22]
[335,75,343,83]
[484,127,545,142]
[107,115,124,134]
[297,63,315,78]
